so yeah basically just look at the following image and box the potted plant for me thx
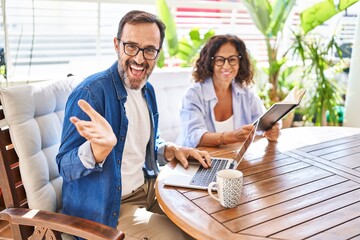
[286,0,359,126]
[243,0,358,127]
[287,32,346,126]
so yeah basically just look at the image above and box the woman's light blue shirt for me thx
[177,77,266,147]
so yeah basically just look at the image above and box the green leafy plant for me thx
[242,0,358,104]
[176,28,215,67]
[300,0,359,34]
[244,0,358,126]
[156,0,215,68]
[288,0,359,126]
[288,33,345,126]
[241,0,297,103]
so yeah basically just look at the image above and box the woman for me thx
[177,34,280,147]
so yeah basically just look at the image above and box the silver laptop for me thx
[163,122,258,190]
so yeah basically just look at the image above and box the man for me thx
[56,10,211,240]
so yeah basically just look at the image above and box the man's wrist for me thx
[164,143,178,161]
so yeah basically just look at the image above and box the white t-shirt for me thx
[121,86,151,197]
[214,115,234,132]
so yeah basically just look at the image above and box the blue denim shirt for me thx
[177,77,266,147]
[56,62,168,228]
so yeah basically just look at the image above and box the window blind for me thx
[0,0,358,83]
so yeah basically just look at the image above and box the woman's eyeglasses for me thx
[211,55,241,66]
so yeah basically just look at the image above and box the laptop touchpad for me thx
[173,163,199,176]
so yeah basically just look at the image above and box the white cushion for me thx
[0,76,81,212]
[149,70,192,142]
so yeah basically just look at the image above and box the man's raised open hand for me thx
[70,99,117,163]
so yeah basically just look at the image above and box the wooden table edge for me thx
[155,167,270,240]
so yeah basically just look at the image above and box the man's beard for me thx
[118,59,154,90]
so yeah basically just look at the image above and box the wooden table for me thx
[156,127,360,240]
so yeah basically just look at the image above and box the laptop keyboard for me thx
[190,158,229,187]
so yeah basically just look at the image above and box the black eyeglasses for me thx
[118,39,160,60]
[211,55,241,66]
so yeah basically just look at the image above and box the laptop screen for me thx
[233,121,258,165]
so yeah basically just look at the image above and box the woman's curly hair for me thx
[192,34,254,86]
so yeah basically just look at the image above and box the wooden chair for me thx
[0,77,125,240]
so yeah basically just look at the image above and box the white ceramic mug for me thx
[207,169,243,208]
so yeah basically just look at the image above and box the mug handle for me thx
[208,182,219,201]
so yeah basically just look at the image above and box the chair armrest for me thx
[0,208,125,240]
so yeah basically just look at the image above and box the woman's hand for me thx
[263,123,280,142]
[230,124,255,142]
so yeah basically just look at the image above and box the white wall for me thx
[344,12,360,128]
